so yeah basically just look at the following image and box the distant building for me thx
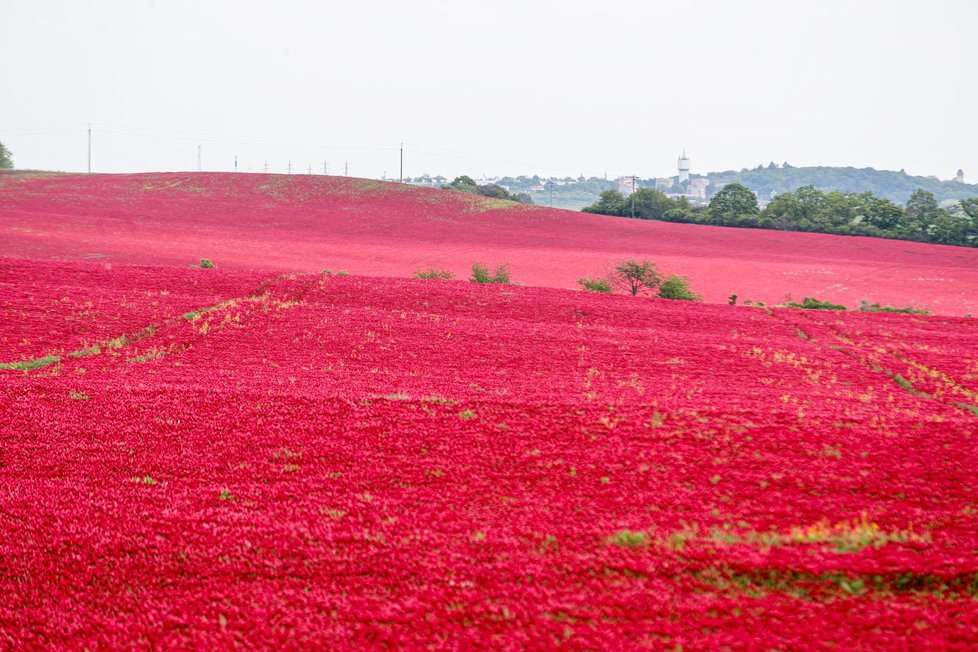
[952,169,965,183]
[655,177,675,189]
[678,150,691,183]
[616,175,639,196]
[687,177,709,199]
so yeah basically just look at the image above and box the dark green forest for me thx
[583,184,978,248]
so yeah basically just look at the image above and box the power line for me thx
[8,123,590,178]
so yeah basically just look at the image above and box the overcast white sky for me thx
[2,0,975,181]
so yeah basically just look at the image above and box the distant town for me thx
[397,153,973,212]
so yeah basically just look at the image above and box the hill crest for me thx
[2,171,978,315]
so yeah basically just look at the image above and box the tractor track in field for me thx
[763,308,978,419]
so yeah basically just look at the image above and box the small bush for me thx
[577,277,612,293]
[470,262,512,284]
[336,270,349,276]
[200,259,215,269]
[728,294,738,305]
[414,268,454,280]
[784,297,847,311]
[858,300,930,315]
[657,275,702,301]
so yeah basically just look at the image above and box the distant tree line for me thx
[708,164,978,204]
[440,166,978,208]
[583,184,978,248]
[442,176,533,204]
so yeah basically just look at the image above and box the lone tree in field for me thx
[612,260,662,296]
[0,141,13,169]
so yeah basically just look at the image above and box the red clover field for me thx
[2,171,977,648]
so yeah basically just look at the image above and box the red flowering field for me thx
[3,170,978,315]
[2,258,977,648]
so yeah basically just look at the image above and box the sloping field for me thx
[2,258,977,648]
[2,171,977,315]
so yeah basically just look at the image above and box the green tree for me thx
[960,198,978,243]
[709,184,759,226]
[855,193,903,231]
[476,183,509,199]
[612,260,661,296]
[902,189,942,241]
[631,188,674,221]
[0,141,12,169]
[815,191,857,231]
[961,198,978,221]
[929,211,967,246]
[582,189,627,216]
[444,176,479,193]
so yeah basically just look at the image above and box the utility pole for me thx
[87,123,92,173]
[234,155,238,172]
[344,159,349,177]
[287,161,292,174]
[399,142,403,183]
[307,164,312,175]
[323,160,328,175]
[263,161,268,173]
[197,145,202,171]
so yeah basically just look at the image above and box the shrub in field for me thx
[414,268,454,280]
[612,260,662,296]
[657,275,702,301]
[858,300,930,315]
[781,296,847,310]
[200,259,215,269]
[577,277,612,293]
[470,262,512,284]
[728,294,738,305]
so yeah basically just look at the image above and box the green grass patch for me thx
[954,402,978,417]
[68,345,101,358]
[0,356,61,371]
[609,529,648,548]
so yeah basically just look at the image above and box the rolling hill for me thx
[2,170,978,315]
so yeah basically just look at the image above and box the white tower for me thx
[677,150,691,183]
